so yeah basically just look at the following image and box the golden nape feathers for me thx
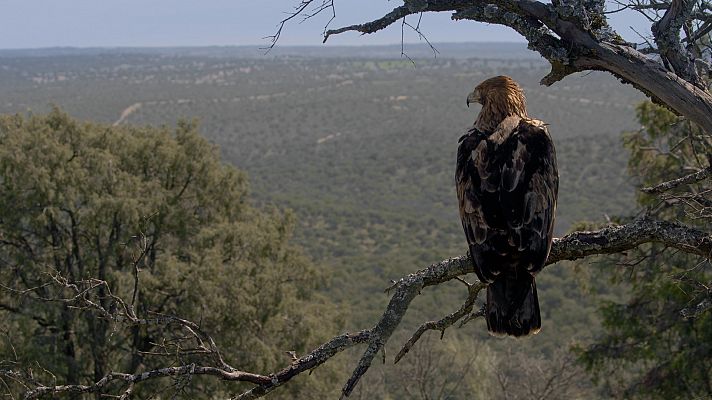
[468,75,528,133]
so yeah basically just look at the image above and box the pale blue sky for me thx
[0,1,650,49]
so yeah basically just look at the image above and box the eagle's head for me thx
[468,76,528,131]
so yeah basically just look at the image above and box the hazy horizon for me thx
[0,40,527,50]
[0,42,547,61]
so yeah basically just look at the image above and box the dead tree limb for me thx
[652,0,700,84]
[642,166,712,194]
[20,366,272,400]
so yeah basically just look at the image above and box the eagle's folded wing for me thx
[456,118,558,280]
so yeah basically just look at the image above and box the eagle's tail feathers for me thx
[485,275,541,337]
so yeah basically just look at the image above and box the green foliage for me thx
[0,109,340,398]
[578,102,712,399]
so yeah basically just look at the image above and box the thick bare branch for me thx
[570,42,712,132]
[548,216,712,261]
[323,5,412,42]
[652,0,700,83]
[642,166,712,193]
[323,1,482,42]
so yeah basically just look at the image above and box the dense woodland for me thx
[0,44,708,398]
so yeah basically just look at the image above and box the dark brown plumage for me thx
[457,76,559,337]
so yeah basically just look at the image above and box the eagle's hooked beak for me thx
[467,90,480,108]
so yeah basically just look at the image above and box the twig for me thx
[460,304,487,327]
[394,280,486,364]
[404,13,439,58]
[264,1,319,51]
[401,17,416,66]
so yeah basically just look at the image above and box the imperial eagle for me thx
[456,76,559,337]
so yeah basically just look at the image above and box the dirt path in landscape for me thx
[113,102,142,126]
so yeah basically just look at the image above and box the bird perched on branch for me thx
[456,76,559,337]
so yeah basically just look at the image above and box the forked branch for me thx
[393,279,486,365]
